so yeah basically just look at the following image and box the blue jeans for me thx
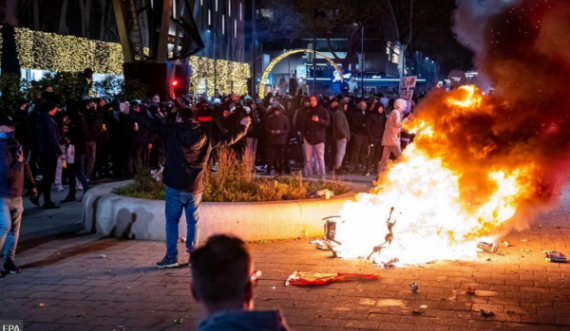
[165,186,202,260]
[0,197,23,262]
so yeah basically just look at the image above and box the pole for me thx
[214,31,217,97]
[360,25,364,99]
[251,0,256,97]
[312,11,317,95]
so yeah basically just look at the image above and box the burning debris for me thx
[311,0,570,266]
[285,271,381,287]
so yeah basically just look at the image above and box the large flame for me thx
[334,86,538,265]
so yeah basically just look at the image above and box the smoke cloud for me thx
[419,0,570,227]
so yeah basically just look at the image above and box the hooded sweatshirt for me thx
[135,105,247,194]
[197,310,290,331]
[331,101,351,141]
[382,99,406,147]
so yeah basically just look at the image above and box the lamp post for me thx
[251,0,256,97]
[360,24,364,99]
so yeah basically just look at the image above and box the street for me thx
[0,185,569,331]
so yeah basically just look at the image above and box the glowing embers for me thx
[447,85,483,109]
[325,87,537,266]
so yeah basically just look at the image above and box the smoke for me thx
[421,0,570,226]
[452,0,521,53]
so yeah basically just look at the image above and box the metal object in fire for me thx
[410,282,419,292]
[477,241,499,253]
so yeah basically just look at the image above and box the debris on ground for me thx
[37,303,46,308]
[177,237,186,243]
[410,282,419,292]
[545,251,567,263]
[466,287,476,295]
[309,189,335,199]
[73,313,87,318]
[521,239,529,242]
[507,310,516,314]
[97,254,107,259]
[381,258,399,268]
[412,309,422,315]
[503,241,510,247]
[480,309,495,317]
[285,271,381,287]
[174,319,184,324]
[477,242,499,253]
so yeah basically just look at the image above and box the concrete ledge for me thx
[83,180,368,241]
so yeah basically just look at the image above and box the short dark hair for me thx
[178,107,194,122]
[191,235,251,304]
[44,101,57,112]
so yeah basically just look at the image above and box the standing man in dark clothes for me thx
[302,96,330,180]
[0,116,37,274]
[331,100,351,176]
[62,102,90,203]
[350,101,369,173]
[82,100,102,182]
[13,101,33,157]
[33,101,62,209]
[130,108,155,172]
[293,98,310,167]
[265,107,290,176]
[325,100,340,171]
[288,74,299,97]
[133,103,250,268]
[340,79,350,97]
[365,103,387,177]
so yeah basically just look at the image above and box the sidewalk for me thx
[0,182,569,331]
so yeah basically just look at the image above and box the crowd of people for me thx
[0,82,419,274]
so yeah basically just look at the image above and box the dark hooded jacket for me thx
[302,103,330,145]
[197,310,290,331]
[134,106,248,194]
[331,101,351,141]
[0,135,35,198]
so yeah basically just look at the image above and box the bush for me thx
[114,147,350,202]
[0,74,24,117]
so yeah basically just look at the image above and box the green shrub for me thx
[114,147,350,202]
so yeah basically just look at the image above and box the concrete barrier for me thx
[83,180,368,241]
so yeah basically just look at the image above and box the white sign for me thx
[400,76,417,89]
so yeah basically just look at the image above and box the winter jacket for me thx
[331,108,351,141]
[37,112,63,157]
[83,108,102,142]
[382,109,403,146]
[197,310,290,331]
[350,109,367,136]
[293,107,308,134]
[68,113,89,155]
[302,105,330,145]
[265,114,290,145]
[135,107,248,194]
[366,111,387,144]
[0,136,35,198]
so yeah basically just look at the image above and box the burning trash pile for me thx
[315,0,570,266]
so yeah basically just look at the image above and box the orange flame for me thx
[334,86,538,265]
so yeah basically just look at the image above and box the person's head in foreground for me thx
[190,235,290,331]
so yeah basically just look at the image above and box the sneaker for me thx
[57,186,64,192]
[363,170,370,177]
[43,202,61,209]
[156,257,179,269]
[3,260,22,274]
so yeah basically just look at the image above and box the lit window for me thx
[208,9,211,26]
[234,19,237,38]
[229,0,232,17]
[222,15,225,34]
[240,2,243,21]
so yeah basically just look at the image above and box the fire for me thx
[332,86,538,265]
